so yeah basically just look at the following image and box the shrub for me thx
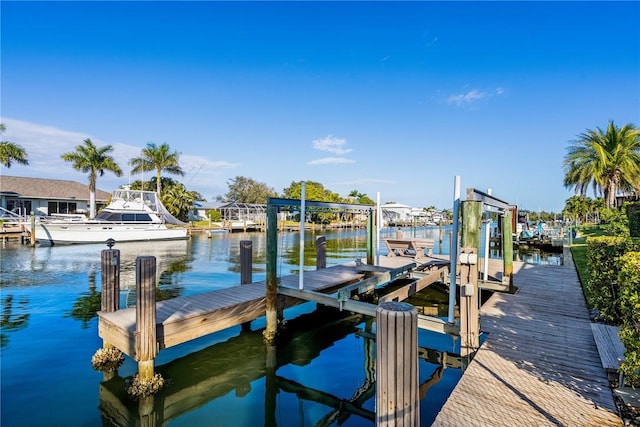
[587,236,634,323]
[617,252,640,387]
[600,207,630,236]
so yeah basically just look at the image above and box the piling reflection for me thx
[0,294,30,347]
[98,305,462,426]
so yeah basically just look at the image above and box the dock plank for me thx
[591,323,625,373]
[97,264,367,357]
[432,248,622,427]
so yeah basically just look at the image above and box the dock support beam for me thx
[367,209,375,266]
[264,203,278,344]
[240,240,253,331]
[501,209,514,291]
[316,236,326,269]
[29,211,36,247]
[101,248,120,316]
[98,247,121,380]
[460,201,482,357]
[376,301,419,426]
[240,240,253,285]
[135,256,157,381]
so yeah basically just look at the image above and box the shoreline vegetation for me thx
[571,224,640,425]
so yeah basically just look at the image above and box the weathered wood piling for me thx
[316,236,326,269]
[135,256,157,382]
[376,301,419,426]
[100,248,120,316]
[240,240,253,285]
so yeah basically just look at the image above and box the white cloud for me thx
[0,117,238,200]
[312,135,353,155]
[447,89,488,106]
[446,87,504,107]
[309,135,355,165]
[308,157,356,165]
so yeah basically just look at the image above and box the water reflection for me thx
[98,306,461,426]
[0,294,30,347]
[99,307,376,426]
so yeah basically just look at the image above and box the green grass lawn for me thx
[570,225,606,308]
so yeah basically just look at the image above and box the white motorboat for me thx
[33,188,189,245]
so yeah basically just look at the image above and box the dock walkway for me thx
[432,247,621,426]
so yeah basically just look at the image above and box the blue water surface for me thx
[0,226,502,426]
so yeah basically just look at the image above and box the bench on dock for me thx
[591,323,626,384]
[384,238,434,259]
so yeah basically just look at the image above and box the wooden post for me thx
[264,203,278,344]
[99,247,120,380]
[376,301,419,426]
[240,240,253,284]
[316,236,326,269]
[501,210,514,291]
[100,249,120,314]
[461,201,482,249]
[458,247,479,357]
[367,209,375,265]
[240,240,253,332]
[135,256,157,380]
[30,211,36,247]
[460,200,482,358]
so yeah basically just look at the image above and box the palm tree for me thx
[129,142,184,196]
[61,139,123,218]
[162,181,197,222]
[0,123,29,168]
[563,121,640,208]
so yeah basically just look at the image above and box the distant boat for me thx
[33,188,189,245]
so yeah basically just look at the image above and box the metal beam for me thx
[465,188,511,212]
[277,285,458,335]
[418,315,459,335]
[278,285,378,316]
[268,197,374,213]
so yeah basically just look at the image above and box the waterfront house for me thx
[0,175,110,217]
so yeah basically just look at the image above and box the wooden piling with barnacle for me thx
[91,242,124,379]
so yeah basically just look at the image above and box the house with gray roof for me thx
[0,175,111,217]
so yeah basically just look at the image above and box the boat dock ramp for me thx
[94,193,625,425]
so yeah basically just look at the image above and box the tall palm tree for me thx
[563,121,640,208]
[61,139,123,218]
[129,142,184,196]
[0,123,29,168]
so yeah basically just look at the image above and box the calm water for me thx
[0,225,561,426]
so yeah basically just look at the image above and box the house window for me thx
[7,199,31,216]
[48,201,78,214]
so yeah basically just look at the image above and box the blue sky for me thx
[1,1,639,212]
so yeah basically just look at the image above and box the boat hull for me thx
[34,222,188,245]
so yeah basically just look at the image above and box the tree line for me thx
[2,120,639,223]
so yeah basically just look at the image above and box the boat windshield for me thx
[95,212,154,222]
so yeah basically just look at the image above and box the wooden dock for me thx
[98,264,368,357]
[432,247,622,426]
[97,257,451,359]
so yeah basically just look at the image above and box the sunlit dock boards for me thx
[432,248,622,427]
[97,257,452,359]
[98,264,370,357]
